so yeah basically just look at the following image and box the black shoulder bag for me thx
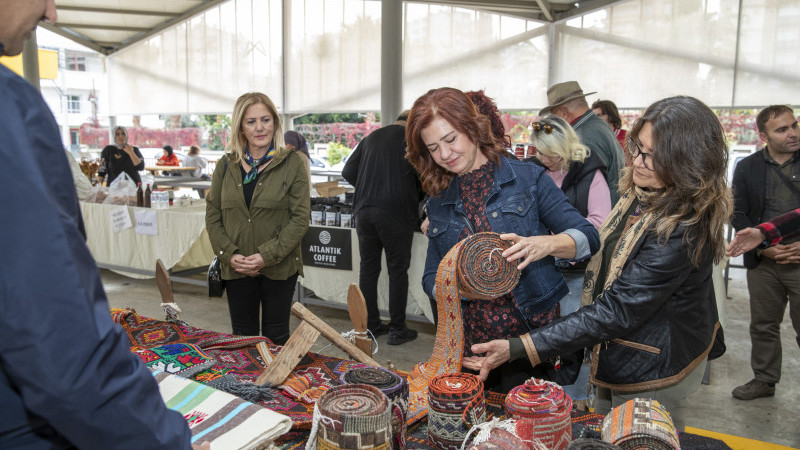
[208,157,229,297]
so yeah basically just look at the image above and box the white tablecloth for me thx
[81,201,433,322]
[80,201,214,279]
[299,230,434,323]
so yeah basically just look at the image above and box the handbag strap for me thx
[767,163,800,203]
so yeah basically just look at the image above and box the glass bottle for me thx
[144,183,152,208]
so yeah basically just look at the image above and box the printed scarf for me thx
[242,144,276,185]
[580,186,662,307]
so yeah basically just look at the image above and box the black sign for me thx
[301,226,353,270]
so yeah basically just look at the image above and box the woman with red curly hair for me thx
[406,87,600,391]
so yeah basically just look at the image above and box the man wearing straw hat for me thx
[540,81,625,204]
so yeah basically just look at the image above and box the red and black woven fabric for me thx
[505,378,573,449]
[427,373,487,450]
[341,368,409,449]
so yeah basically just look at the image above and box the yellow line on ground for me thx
[685,427,799,450]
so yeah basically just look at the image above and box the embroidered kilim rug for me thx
[111,311,732,450]
[112,308,368,428]
[152,369,292,449]
[406,232,519,425]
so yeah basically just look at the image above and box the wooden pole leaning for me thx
[347,283,374,356]
[255,301,381,386]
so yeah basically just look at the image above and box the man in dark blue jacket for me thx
[0,2,197,448]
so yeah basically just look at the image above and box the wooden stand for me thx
[155,259,173,304]
[347,283,373,356]
[255,286,381,386]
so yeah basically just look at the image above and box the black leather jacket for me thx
[527,225,719,392]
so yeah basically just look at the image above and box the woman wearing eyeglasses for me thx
[528,115,612,405]
[405,87,600,392]
[469,96,731,429]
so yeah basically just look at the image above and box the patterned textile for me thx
[407,233,519,424]
[505,378,572,449]
[111,308,368,429]
[581,187,659,307]
[458,161,559,357]
[427,373,487,450]
[277,396,607,449]
[463,418,536,449]
[132,343,219,380]
[152,370,292,449]
[567,438,621,449]
[307,384,392,450]
[341,368,410,450]
[601,398,679,450]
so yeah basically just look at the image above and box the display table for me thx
[111,309,732,450]
[145,165,197,175]
[299,228,434,323]
[80,201,214,284]
[82,202,432,320]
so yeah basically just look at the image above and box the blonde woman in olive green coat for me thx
[206,92,310,344]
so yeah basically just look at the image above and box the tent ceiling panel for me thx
[49,0,619,54]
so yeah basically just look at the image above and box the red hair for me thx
[466,90,511,150]
[405,87,507,196]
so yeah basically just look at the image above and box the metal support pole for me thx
[22,33,41,91]
[380,0,402,126]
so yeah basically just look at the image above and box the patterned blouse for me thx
[458,160,559,357]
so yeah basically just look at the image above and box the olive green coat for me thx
[205,148,310,280]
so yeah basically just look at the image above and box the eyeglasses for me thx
[531,122,554,134]
[627,137,657,170]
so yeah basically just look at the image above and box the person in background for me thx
[529,115,611,230]
[406,87,599,392]
[469,96,731,430]
[592,99,628,154]
[206,92,310,345]
[528,114,611,406]
[730,105,800,401]
[98,125,144,185]
[540,81,624,204]
[157,145,180,166]
[284,130,311,179]
[727,207,800,257]
[0,0,205,448]
[183,145,209,179]
[342,111,423,345]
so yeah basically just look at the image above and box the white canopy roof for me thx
[46,0,621,55]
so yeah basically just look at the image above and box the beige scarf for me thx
[580,186,663,307]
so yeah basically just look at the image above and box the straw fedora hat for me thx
[539,81,596,115]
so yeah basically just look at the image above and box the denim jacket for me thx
[423,157,600,319]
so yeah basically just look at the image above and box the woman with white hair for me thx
[529,115,611,230]
[528,114,612,406]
